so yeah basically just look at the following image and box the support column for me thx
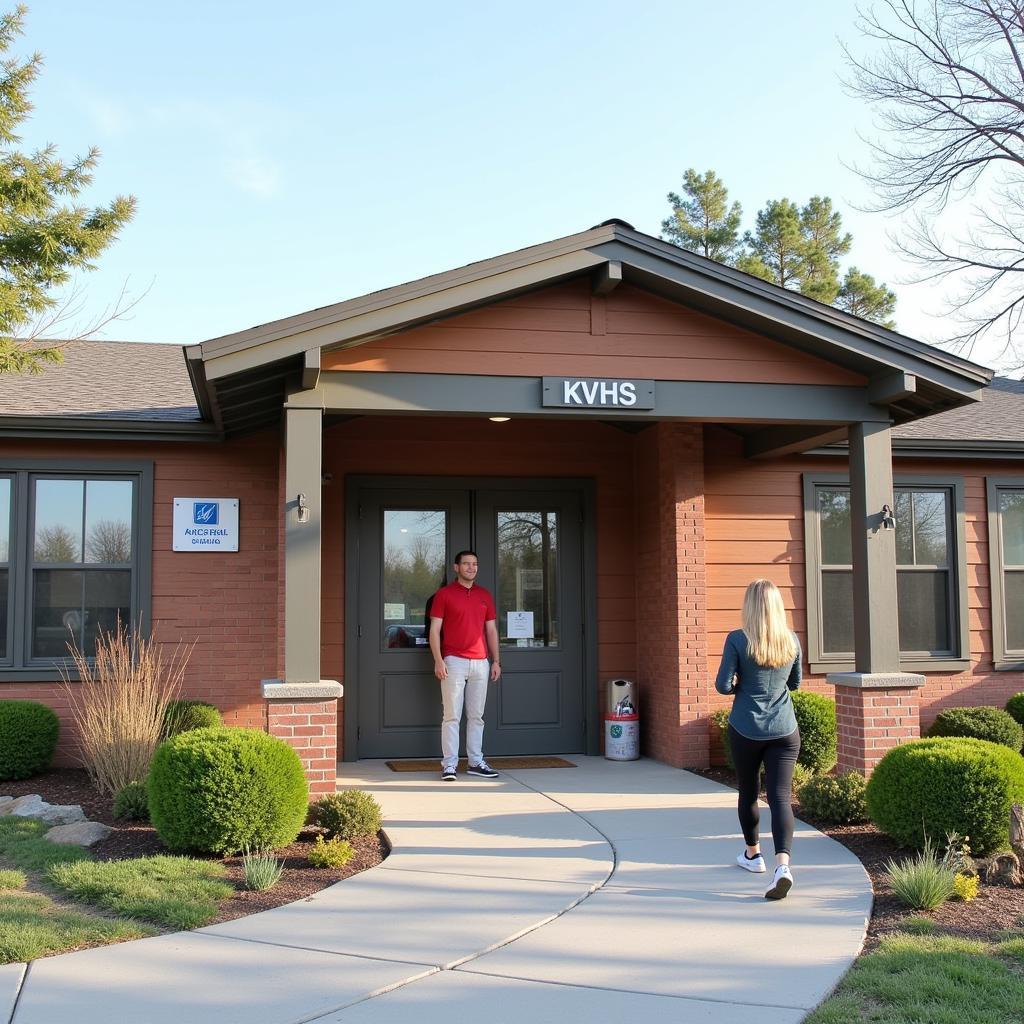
[828,420,924,775]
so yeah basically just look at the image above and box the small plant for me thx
[790,762,813,796]
[241,848,284,892]
[927,706,1024,751]
[900,915,938,935]
[112,781,149,821]
[953,872,980,902]
[885,837,957,910]
[0,700,59,780]
[162,699,222,738]
[0,869,26,889]
[148,726,308,854]
[307,834,354,869]
[791,691,837,774]
[1006,692,1024,731]
[62,623,192,796]
[311,790,383,840]
[798,771,868,824]
[709,708,733,769]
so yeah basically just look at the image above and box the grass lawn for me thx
[0,817,93,871]
[48,855,234,929]
[806,931,1024,1024]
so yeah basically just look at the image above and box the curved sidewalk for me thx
[2,757,871,1024]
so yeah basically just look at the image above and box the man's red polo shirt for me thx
[430,579,496,659]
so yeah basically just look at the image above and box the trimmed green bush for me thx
[866,737,1024,855]
[927,706,1024,751]
[791,761,813,796]
[311,790,382,839]
[1005,692,1024,730]
[113,781,149,822]
[791,691,837,774]
[307,835,354,868]
[148,727,308,855]
[798,771,868,824]
[162,699,222,738]
[0,700,59,780]
[709,708,733,769]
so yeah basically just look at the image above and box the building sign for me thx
[542,377,655,410]
[173,498,239,551]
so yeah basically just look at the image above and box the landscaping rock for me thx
[45,821,112,847]
[36,803,86,826]
[0,796,11,806]
[1,794,44,817]
[981,851,1023,886]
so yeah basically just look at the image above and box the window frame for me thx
[803,473,970,675]
[0,459,153,680]
[986,476,1024,671]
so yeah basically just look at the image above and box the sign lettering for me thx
[544,377,655,410]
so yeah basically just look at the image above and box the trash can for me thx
[604,678,639,761]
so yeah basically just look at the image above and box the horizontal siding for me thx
[323,280,866,387]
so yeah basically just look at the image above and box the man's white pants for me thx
[440,656,489,771]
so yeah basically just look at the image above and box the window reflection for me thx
[497,511,558,648]
[382,510,446,648]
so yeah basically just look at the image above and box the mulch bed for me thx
[695,766,1024,951]
[2,769,388,927]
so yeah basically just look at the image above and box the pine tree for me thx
[836,268,897,329]
[798,196,851,304]
[661,169,742,263]
[0,6,135,375]
[736,199,805,288]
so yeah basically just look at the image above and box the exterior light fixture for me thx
[296,492,310,524]
[489,416,511,423]
[881,504,896,530]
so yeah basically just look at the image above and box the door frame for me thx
[343,474,599,761]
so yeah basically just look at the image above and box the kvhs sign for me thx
[173,498,240,551]
[542,377,655,410]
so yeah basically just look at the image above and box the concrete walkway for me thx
[1,757,871,1024]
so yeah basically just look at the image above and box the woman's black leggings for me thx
[728,725,801,856]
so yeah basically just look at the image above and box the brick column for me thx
[262,680,342,796]
[634,422,708,768]
[828,672,925,776]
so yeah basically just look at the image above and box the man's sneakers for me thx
[441,768,457,782]
[737,850,766,873]
[765,864,794,900]
[467,761,499,779]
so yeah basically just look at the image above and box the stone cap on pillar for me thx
[261,679,343,699]
[826,671,925,690]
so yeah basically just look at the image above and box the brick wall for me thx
[266,698,339,796]
[835,684,921,775]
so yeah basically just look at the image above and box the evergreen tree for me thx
[836,268,897,329]
[799,196,851,304]
[0,6,135,375]
[661,169,742,263]
[736,199,804,288]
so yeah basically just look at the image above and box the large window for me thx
[0,462,152,676]
[804,475,969,673]
[987,478,1024,670]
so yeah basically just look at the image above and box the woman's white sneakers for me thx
[736,851,766,873]
[765,864,794,900]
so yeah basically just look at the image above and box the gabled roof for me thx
[186,220,992,436]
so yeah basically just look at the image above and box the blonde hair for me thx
[741,579,797,668]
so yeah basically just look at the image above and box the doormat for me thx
[385,756,577,772]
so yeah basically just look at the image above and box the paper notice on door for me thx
[507,611,534,638]
[383,603,406,620]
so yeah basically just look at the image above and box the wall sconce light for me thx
[881,503,896,530]
[296,492,310,524]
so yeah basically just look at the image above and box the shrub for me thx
[162,700,222,738]
[0,700,58,780]
[798,771,869,824]
[1005,692,1024,730]
[307,835,354,868]
[885,837,957,911]
[63,624,191,795]
[242,848,284,892]
[709,709,733,769]
[311,790,382,840]
[112,781,149,822]
[790,762,813,796]
[927,706,1024,751]
[791,691,837,774]
[866,737,1024,854]
[953,873,980,902]
[148,727,308,855]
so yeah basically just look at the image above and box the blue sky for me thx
[22,2,988,364]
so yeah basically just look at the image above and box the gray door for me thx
[353,483,586,758]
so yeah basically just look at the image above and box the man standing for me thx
[429,550,502,782]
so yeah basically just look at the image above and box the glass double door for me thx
[354,483,585,759]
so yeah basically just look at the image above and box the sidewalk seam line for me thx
[6,961,28,1024]
[191,929,437,968]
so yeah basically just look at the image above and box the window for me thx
[987,478,1024,670]
[804,474,969,673]
[0,462,152,677]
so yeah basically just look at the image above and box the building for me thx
[2,220,1020,791]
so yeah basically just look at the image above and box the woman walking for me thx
[715,578,802,900]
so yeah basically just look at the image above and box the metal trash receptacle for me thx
[604,678,639,760]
